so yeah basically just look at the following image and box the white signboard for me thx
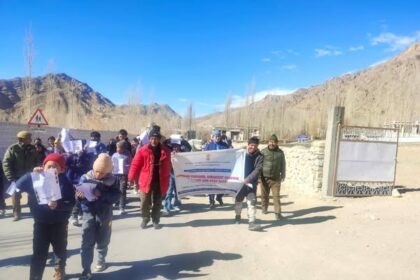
[172,149,246,198]
[336,141,397,182]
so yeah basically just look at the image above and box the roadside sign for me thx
[28,108,49,126]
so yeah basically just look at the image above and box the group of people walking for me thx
[0,125,286,280]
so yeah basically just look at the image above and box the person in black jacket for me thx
[77,153,120,280]
[234,137,264,231]
[0,165,5,216]
[15,153,75,280]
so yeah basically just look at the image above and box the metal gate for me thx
[333,126,399,196]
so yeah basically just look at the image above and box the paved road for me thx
[1,191,418,279]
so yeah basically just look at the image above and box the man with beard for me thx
[234,137,263,231]
[260,134,286,220]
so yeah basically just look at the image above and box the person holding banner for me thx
[234,137,264,231]
[162,135,191,215]
[2,130,39,221]
[77,153,120,279]
[260,134,286,220]
[204,129,229,209]
[14,153,75,280]
[128,126,171,229]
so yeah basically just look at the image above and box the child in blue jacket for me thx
[15,153,75,280]
[77,153,120,280]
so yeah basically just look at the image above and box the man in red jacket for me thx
[128,126,171,229]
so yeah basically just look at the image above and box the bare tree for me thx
[224,95,232,128]
[23,25,34,120]
[184,102,194,133]
[45,59,56,107]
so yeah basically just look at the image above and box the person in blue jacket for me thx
[15,153,75,280]
[83,131,108,169]
[203,130,229,209]
[65,141,91,227]
[77,153,120,280]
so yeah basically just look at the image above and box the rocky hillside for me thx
[196,43,420,139]
[0,73,181,134]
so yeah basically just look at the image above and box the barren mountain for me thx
[0,73,181,134]
[196,43,420,140]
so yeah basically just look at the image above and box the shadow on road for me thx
[164,205,341,231]
[394,185,420,193]
[0,248,80,268]
[67,250,242,280]
[259,205,342,230]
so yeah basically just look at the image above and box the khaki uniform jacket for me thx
[261,146,286,181]
[2,142,38,182]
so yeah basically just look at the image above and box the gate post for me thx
[322,106,345,196]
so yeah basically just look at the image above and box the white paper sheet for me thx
[86,140,98,153]
[30,169,62,205]
[75,183,97,202]
[112,157,125,174]
[6,181,17,196]
[62,139,84,153]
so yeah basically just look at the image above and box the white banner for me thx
[172,149,246,198]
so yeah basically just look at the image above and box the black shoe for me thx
[79,270,93,280]
[248,222,262,231]
[94,262,107,272]
[262,208,268,214]
[141,218,150,229]
[12,213,20,221]
[217,199,224,206]
[234,215,241,224]
[275,213,285,220]
[209,202,215,209]
[153,222,162,230]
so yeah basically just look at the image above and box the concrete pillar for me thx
[322,106,345,196]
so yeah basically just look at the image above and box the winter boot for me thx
[248,222,262,231]
[53,267,65,280]
[141,217,150,229]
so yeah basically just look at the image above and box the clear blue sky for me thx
[0,0,419,116]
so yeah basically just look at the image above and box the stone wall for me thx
[281,141,325,196]
[233,141,326,196]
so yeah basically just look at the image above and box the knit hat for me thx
[212,130,221,137]
[149,126,161,138]
[93,153,113,174]
[43,153,66,170]
[17,130,31,139]
[269,134,279,143]
[248,136,260,145]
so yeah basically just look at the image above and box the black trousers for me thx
[115,174,128,209]
[30,221,68,280]
[72,199,82,218]
[0,180,6,210]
